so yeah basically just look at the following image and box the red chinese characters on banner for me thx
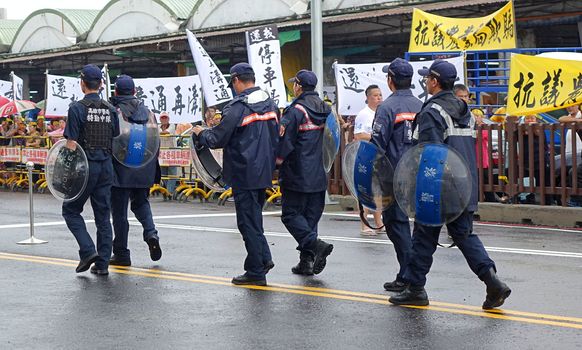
[21,148,49,165]
[158,149,191,166]
[0,147,21,162]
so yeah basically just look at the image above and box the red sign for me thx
[158,149,191,167]
[21,148,48,165]
[0,147,21,162]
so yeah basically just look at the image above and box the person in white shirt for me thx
[354,85,384,235]
[559,104,582,157]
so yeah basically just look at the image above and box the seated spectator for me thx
[25,122,41,147]
[0,117,15,146]
[12,117,28,146]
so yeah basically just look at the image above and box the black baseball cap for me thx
[115,75,135,95]
[228,63,255,88]
[418,59,457,82]
[288,69,317,87]
[382,58,413,78]
[79,64,102,82]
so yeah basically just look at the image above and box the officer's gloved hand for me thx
[191,133,207,152]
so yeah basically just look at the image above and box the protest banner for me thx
[507,54,582,116]
[408,1,516,52]
[246,25,287,108]
[0,80,12,99]
[10,72,23,100]
[334,56,464,115]
[186,29,233,107]
[45,74,83,117]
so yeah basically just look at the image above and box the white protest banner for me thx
[246,25,287,108]
[186,29,232,107]
[334,56,464,115]
[0,80,12,99]
[45,74,83,117]
[11,72,23,100]
[134,75,203,124]
[100,64,111,100]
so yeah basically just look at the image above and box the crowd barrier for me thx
[0,134,282,207]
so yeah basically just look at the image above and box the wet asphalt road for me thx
[1,190,582,349]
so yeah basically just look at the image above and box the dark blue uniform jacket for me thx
[412,90,478,211]
[278,91,330,193]
[110,95,159,188]
[371,89,423,167]
[198,87,279,190]
[64,93,119,161]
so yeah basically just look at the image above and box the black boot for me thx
[383,279,408,292]
[482,268,511,309]
[313,239,333,275]
[291,252,314,275]
[388,286,429,306]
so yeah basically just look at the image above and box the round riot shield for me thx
[322,111,341,173]
[394,143,472,226]
[112,111,160,168]
[341,141,395,212]
[45,139,89,202]
[190,133,226,192]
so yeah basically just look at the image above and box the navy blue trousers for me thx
[382,204,412,281]
[233,188,272,278]
[111,187,158,259]
[281,189,325,255]
[62,159,113,270]
[403,211,496,287]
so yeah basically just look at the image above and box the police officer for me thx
[277,70,334,276]
[371,58,422,292]
[109,75,162,267]
[192,63,279,286]
[62,64,119,275]
[388,60,511,309]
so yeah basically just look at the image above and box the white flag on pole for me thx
[10,72,23,100]
[0,80,12,99]
[186,29,232,107]
[334,56,465,115]
[246,25,287,108]
[133,75,203,123]
[100,64,111,100]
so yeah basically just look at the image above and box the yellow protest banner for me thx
[506,54,582,116]
[408,1,516,53]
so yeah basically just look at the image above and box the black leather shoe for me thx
[264,261,275,274]
[383,279,408,292]
[231,274,266,286]
[482,268,511,309]
[90,265,109,276]
[147,237,162,261]
[76,252,99,273]
[313,239,333,275]
[291,252,314,275]
[388,286,429,306]
[109,255,131,267]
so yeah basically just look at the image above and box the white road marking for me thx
[146,222,582,259]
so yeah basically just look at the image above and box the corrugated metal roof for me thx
[0,19,22,45]
[55,9,100,34]
[157,0,199,20]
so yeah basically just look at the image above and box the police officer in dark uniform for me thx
[62,64,119,275]
[192,63,279,286]
[388,60,511,309]
[277,70,334,276]
[370,58,422,292]
[109,75,162,267]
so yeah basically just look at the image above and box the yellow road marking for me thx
[2,252,582,330]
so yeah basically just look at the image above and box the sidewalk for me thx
[328,195,582,228]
